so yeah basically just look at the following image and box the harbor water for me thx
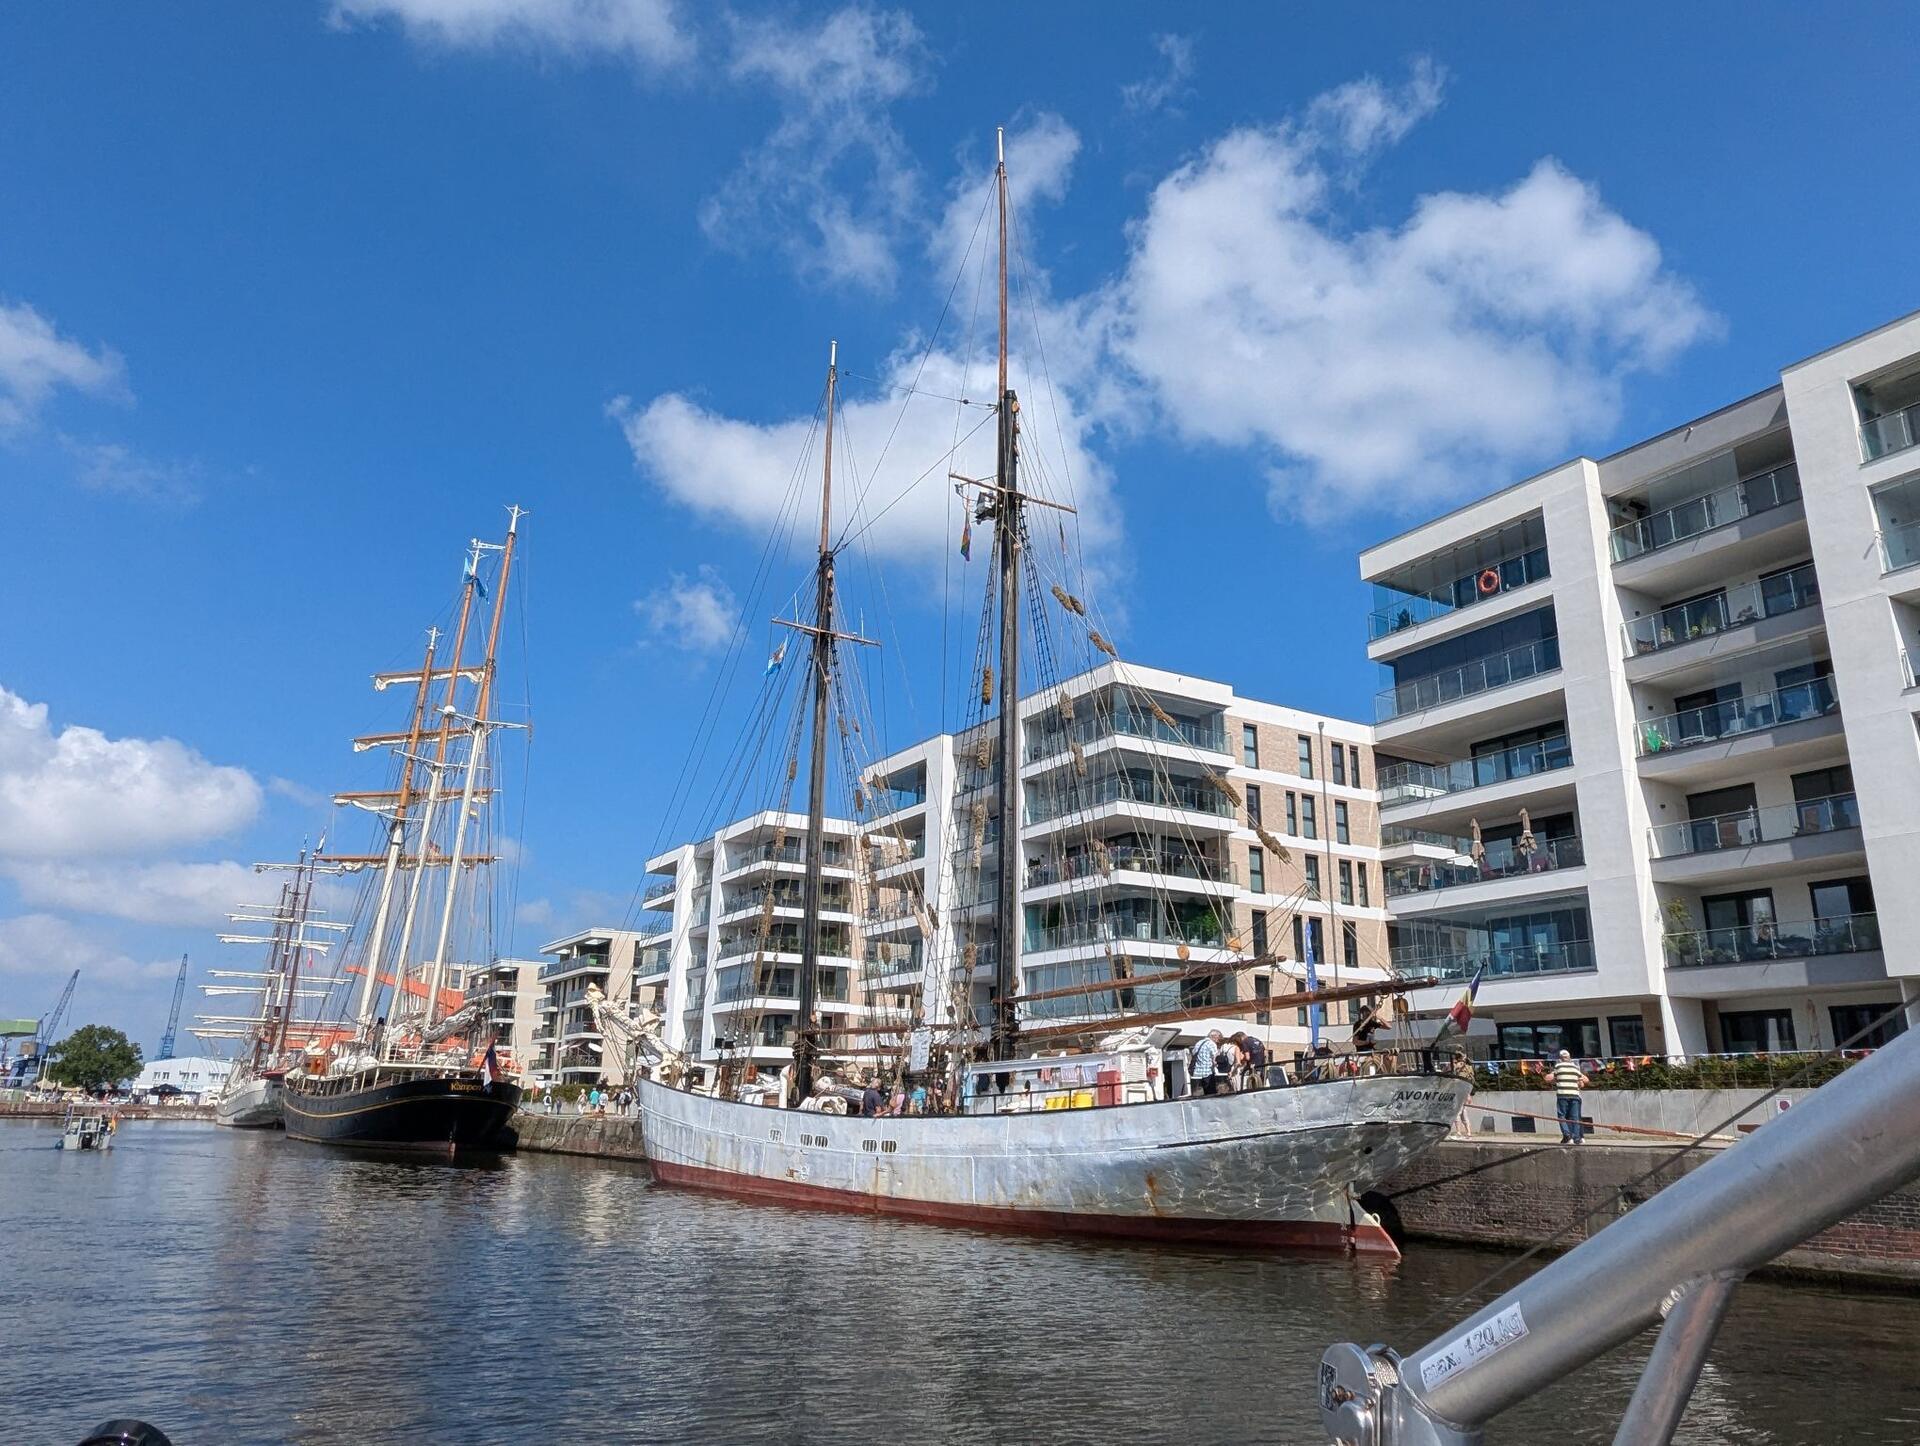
[6,1119,1920,1445]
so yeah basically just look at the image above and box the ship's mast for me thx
[990,127,1023,1061]
[792,341,839,1102]
[352,628,439,1030]
[423,507,522,1032]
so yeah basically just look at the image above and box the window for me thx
[1342,920,1359,968]
[1338,859,1354,904]
[1331,745,1346,786]
[1246,783,1263,825]
[1495,1019,1601,1060]
[1810,875,1874,922]
[1357,865,1369,909]
[1248,846,1266,895]
[1304,856,1321,898]
[1348,745,1362,788]
[1335,801,1350,845]
[1719,1008,1796,1054]
[1251,911,1269,957]
[1295,977,1309,1028]
[1301,796,1317,840]
[1829,1003,1905,1050]
[1298,735,1314,779]
[1254,973,1271,1026]
[1242,723,1259,768]
[1285,792,1298,835]
[1291,914,1305,962]
[1608,1015,1648,1056]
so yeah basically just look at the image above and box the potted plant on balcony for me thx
[1661,899,1701,967]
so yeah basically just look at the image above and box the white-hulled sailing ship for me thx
[607,132,1468,1254]
[195,845,345,1129]
[279,511,527,1155]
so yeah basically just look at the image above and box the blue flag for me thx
[765,641,787,676]
[466,565,488,600]
[1304,920,1321,1048]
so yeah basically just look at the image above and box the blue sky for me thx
[2,1,1914,1049]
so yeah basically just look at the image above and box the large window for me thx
[1298,735,1314,779]
[1251,911,1268,958]
[1495,1019,1601,1060]
[1242,723,1259,768]
[1608,1015,1648,1056]
[1248,846,1266,895]
[1830,1003,1905,1050]
[1719,1008,1796,1054]
[1335,801,1350,844]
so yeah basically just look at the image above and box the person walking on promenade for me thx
[1553,1049,1588,1144]
[1190,1032,1220,1096]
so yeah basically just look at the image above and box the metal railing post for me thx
[1609,1272,1742,1446]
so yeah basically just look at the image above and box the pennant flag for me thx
[466,564,489,600]
[1304,920,1320,1048]
[960,519,972,561]
[1434,967,1485,1044]
[765,641,787,677]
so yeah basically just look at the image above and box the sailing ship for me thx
[279,512,527,1155]
[195,845,343,1129]
[616,131,1469,1254]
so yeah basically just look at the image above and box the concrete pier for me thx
[511,1109,647,1161]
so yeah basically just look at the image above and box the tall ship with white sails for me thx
[279,511,527,1155]
[195,846,343,1129]
[611,132,1469,1254]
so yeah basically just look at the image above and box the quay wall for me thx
[1465,1088,1813,1141]
[511,1110,648,1161]
[0,1101,214,1122]
[1376,1139,1920,1287]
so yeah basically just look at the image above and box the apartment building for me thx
[1363,310,1920,1062]
[463,957,544,1077]
[859,662,1391,1059]
[530,926,651,1085]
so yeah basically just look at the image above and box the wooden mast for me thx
[990,127,1024,1061]
[793,342,839,1101]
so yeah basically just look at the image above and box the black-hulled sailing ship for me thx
[281,511,526,1155]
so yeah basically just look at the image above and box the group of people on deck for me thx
[1187,1029,1277,1094]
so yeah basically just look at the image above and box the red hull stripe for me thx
[648,1160,1400,1257]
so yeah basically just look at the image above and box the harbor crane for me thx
[30,969,80,1083]
[156,953,189,1060]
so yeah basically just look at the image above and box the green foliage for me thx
[46,1025,143,1092]
[1473,1053,1860,1093]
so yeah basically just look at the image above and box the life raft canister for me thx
[1477,567,1502,595]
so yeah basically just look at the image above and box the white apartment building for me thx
[463,957,544,1078]
[1364,310,1920,1062]
[858,662,1391,1063]
[530,926,651,1085]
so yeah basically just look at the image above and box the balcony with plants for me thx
[1648,792,1859,860]
[1621,562,1822,665]
[1379,731,1572,810]
[1385,830,1585,902]
[1636,671,1838,759]
[1025,894,1232,956]
[1390,902,1595,987]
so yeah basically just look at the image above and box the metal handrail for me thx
[1375,638,1560,722]
[1025,705,1227,762]
[1621,562,1820,657]
[1861,400,1920,461]
[1637,676,1838,755]
[1368,546,1551,640]
[1607,461,1801,562]
[1026,770,1237,823]
[1647,792,1859,858]
[1379,735,1572,805]
[1385,835,1586,897]
[1663,909,1879,967]
[1389,939,1595,983]
[1878,518,1920,573]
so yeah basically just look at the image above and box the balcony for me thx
[728,840,850,872]
[1379,734,1571,807]
[640,875,676,910]
[1368,535,1550,642]
[1649,793,1859,860]
[1622,563,1821,660]
[538,954,609,983]
[1025,703,1227,763]
[1027,911,1227,954]
[1861,401,1920,462]
[1026,845,1237,890]
[1026,771,1236,825]
[865,784,927,816]
[863,941,923,982]
[1665,911,1879,969]
[1637,677,1838,757]
[1385,834,1585,899]
[1609,463,1801,564]
[1392,938,1596,985]
[1880,519,1920,575]
[1375,638,1560,723]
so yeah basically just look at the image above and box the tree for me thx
[46,1025,143,1093]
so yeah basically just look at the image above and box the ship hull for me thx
[214,1074,284,1130]
[284,1071,521,1156]
[635,1073,1468,1255]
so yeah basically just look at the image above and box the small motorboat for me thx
[57,1109,116,1151]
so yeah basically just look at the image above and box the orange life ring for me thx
[1477,568,1502,595]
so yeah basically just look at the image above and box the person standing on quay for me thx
[1553,1049,1588,1144]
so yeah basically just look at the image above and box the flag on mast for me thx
[1304,921,1320,1049]
[466,563,488,600]
[765,641,787,677]
[479,1042,501,1085]
[960,518,972,561]
[1433,967,1485,1045]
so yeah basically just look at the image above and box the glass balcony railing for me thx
[731,841,850,870]
[1027,914,1227,953]
[1609,463,1801,563]
[1905,648,1917,690]
[1026,706,1228,762]
[866,784,927,815]
[863,942,923,981]
[1368,545,1551,640]
[1379,824,1464,850]
[1391,938,1596,984]
[1878,518,1920,573]
[1648,792,1860,859]
[1378,734,1572,805]
[1623,563,1821,657]
[1862,403,1920,461]
[1026,846,1238,889]
[1375,638,1560,722]
[1665,911,1880,968]
[538,954,609,982]
[1385,834,1585,897]
[1026,772,1237,824]
[1637,677,1838,756]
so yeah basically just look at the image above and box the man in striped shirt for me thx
[1553,1049,1588,1144]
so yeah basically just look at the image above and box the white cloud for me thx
[3,859,273,929]
[0,686,261,859]
[1096,61,1716,520]
[635,565,741,652]
[0,912,179,987]
[328,0,692,67]
[63,438,202,505]
[701,5,927,292]
[1121,33,1194,115]
[930,113,1081,282]
[0,300,125,434]
[516,896,555,928]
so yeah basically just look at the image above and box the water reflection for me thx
[5,1120,1918,1445]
